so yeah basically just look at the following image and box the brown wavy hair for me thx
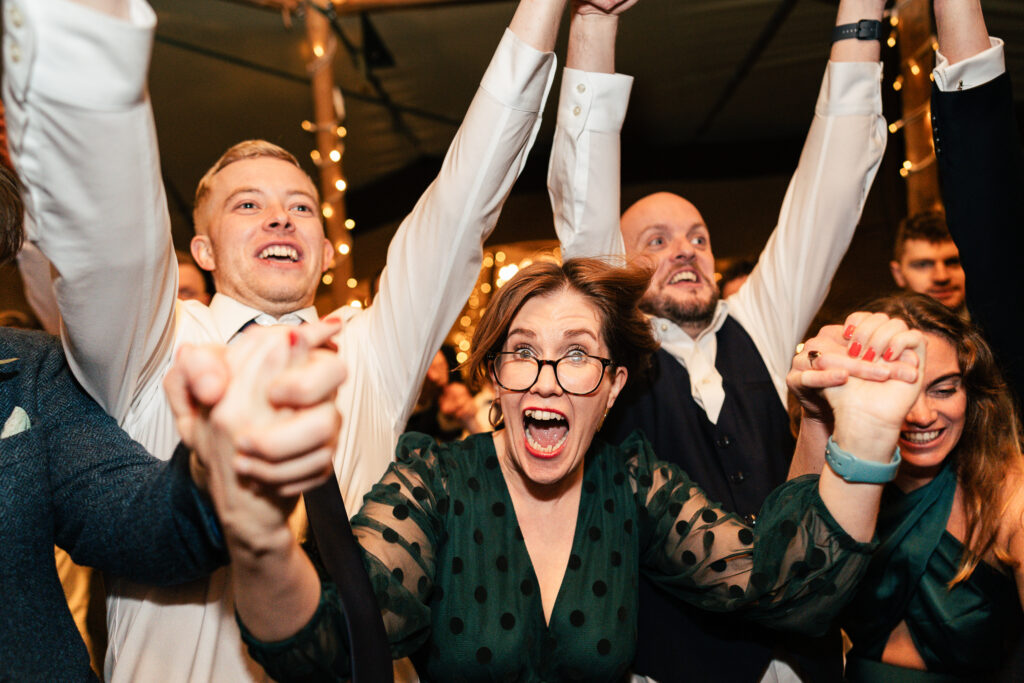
[1,163,24,265]
[468,257,658,395]
[867,293,1023,583]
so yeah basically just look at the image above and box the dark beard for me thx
[641,290,720,331]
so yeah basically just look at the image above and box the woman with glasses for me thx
[212,257,926,681]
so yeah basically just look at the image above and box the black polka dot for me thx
[567,554,582,570]
[411,486,428,500]
[393,504,410,520]
[570,610,585,627]
[476,647,492,664]
[613,472,625,485]
[808,548,827,569]
[638,474,653,487]
[492,502,506,517]
[495,555,508,572]
[779,519,798,538]
[738,528,754,545]
[436,498,449,515]
[467,477,481,492]
[501,612,516,630]
[792,561,811,579]
[584,480,597,494]
[681,550,697,565]
[617,605,627,621]
[675,520,689,536]
[701,509,718,523]
[387,482,401,492]
[410,542,421,556]
[588,526,602,541]
[593,580,608,597]
[597,639,612,655]
[709,559,727,572]
[417,576,429,595]
[520,580,534,596]
[382,528,399,543]
[610,551,622,567]
[485,455,499,469]
[392,567,404,583]
[475,586,488,603]
[623,519,633,534]
[604,498,615,513]
[668,502,683,517]
[728,585,745,599]
[450,617,464,634]
[704,530,715,545]
[454,500,465,516]
[452,557,463,574]
[473,529,484,545]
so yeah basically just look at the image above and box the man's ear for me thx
[889,260,907,288]
[321,238,334,273]
[191,235,215,272]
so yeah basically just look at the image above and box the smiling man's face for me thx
[191,156,333,315]
[621,192,719,336]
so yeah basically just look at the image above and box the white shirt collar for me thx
[207,293,319,343]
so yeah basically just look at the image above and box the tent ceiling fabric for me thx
[141,0,1023,244]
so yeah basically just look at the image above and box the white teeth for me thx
[258,245,299,261]
[524,409,565,421]
[901,429,941,444]
[525,429,569,455]
[668,271,697,284]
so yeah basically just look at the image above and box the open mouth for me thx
[523,408,569,458]
[257,244,301,263]
[667,270,698,285]
[900,429,943,446]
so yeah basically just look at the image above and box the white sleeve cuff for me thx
[934,37,1005,92]
[479,29,557,113]
[4,0,155,110]
[816,61,883,117]
[555,67,633,136]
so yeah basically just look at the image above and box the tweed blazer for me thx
[0,328,225,681]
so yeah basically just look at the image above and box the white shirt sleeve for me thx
[548,67,632,260]
[4,0,177,421]
[729,60,887,402]
[934,37,1006,92]
[356,28,558,436]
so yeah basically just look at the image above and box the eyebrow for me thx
[928,372,962,387]
[222,188,318,207]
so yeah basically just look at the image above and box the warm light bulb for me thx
[344,218,355,230]
[322,203,334,219]
[335,179,347,192]
[347,278,358,288]
[313,44,325,58]
[322,273,334,285]
[301,120,314,132]
[336,126,347,138]
[310,150,321,163]
[337,243,350,255]
[329,149,341,163]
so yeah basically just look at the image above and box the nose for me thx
[671,235,695,261]
[904,392,937,428]
[531,361,563,397]
[264,203,294,232]
[932,262,950,284]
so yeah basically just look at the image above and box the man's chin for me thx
[642,291,719,330]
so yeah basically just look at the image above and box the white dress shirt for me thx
[2,0,608,679]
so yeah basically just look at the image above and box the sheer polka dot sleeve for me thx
[624,432,875,635]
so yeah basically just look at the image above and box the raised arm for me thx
[729,0,887,398]
[355,0,571,442]
[547,1,635,260]
[930,0,1023,398]
[3,0,177,420]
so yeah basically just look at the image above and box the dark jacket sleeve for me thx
[33,336,226,583]
[932,74,1024,399]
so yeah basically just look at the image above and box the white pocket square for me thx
[2,407,31,439]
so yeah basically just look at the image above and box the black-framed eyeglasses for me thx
[489,350,614,396]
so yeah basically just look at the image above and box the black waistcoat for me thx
[601,316,840,682]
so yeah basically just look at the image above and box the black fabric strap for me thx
[304,481,394,682]
[832,19,883,43]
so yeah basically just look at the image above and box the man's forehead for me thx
[621,195,706,237]
[901,238,959,259]
[209,157,317,197]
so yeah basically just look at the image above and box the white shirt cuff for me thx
[816,61,883,117]
[555,67,633,135]
[934,37,1005,92]
[479,29,557,113]
[4,0,155,110]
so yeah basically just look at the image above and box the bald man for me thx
[548,0,889,680]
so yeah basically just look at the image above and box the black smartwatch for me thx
[832,19,884,44]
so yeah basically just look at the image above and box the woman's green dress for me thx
[242,431,874,681]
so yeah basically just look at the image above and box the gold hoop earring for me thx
[488,400,504,429]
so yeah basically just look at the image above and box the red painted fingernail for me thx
[323,316,341,325]
[288,330,299,347]
[882,348,894,361]
[843,325,855,340]
[862,348,876,362]
[848,341,862,357]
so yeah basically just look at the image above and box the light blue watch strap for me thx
[825,436,901,484]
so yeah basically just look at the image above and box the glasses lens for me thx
[494,353,539,391]
[556,354,605,394]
